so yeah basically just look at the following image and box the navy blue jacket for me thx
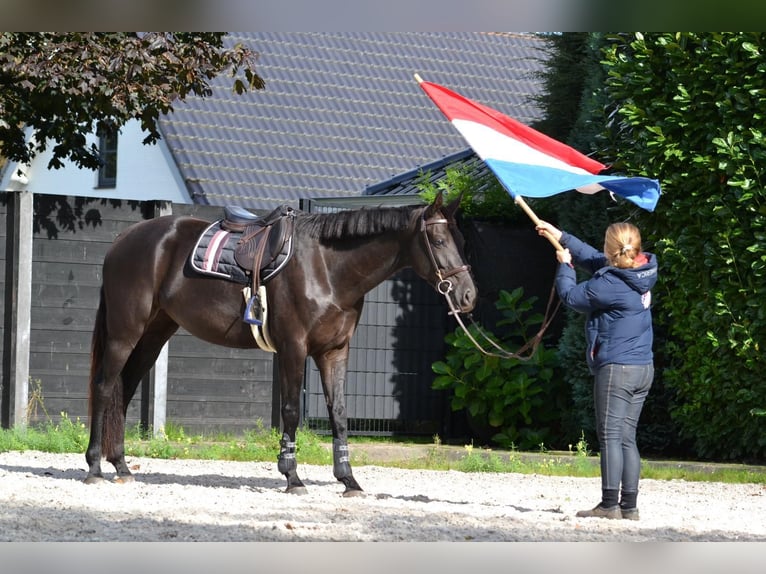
[556,231,658,374]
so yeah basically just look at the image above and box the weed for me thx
[568,430,591,458]
[457,449,506,473]
[26,378,51,423]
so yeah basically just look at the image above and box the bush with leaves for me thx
[432,288,564,450]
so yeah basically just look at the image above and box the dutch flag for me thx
[417,77,660,212]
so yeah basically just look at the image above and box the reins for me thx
[443,282,561,361]
[422,210,561,361]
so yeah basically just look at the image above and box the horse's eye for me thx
[433,238,445,248]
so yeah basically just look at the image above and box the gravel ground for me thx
[1,450,765,542]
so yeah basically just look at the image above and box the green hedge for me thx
[601,33,766,461]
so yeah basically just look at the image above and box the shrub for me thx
[432,287,563,450]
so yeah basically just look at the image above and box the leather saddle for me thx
[222,204,296,327]
[221,204,296,278]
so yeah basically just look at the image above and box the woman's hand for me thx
[556,248,572,266]
[535,220,562,242]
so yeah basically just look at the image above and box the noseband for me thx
[420,213,471,297]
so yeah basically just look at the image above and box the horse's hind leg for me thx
[86,314,178,483]
[316,347,364,497]
[85,337,134,484]
[111,315,180,481]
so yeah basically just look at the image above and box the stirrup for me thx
[243,294,263,326]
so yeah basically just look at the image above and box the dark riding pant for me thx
[593,363,654,505]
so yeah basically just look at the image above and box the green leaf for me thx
[431,361,451,375]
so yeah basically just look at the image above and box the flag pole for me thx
[415,73,564,251]
[513,196,565,251]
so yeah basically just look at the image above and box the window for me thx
[97,128,118,188]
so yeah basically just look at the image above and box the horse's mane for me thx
[295,204,421,241]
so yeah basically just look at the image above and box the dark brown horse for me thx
[84,192,476,495]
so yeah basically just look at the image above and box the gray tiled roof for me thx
[158,32,548,210]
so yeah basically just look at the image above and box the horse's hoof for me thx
[342,489,365,498]
[285,486,308,495]
[113,475,136,484]
[84,476,106,485]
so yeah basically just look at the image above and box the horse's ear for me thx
[425,191,444,219]
[443,191,463,220]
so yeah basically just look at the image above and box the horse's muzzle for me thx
[457,287,477,313]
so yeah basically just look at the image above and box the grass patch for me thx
[0,413,89,454]
[121,420,333,466]
[382,443,602,477]
[1,419,764,485]
[640,463,766,484]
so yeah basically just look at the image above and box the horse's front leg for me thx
[316,347,364,497]
[276,352,308,495]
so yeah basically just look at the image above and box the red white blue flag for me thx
[418,79,660,212]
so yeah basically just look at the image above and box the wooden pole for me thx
[2,190,33,429]
[513,196,565,251]
[139,200,172,438]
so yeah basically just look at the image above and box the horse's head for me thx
[413,192,477,314]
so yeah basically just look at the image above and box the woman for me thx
[536,220,658,520]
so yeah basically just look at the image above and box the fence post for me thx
[139,200,172,437]
[1,190,34,429]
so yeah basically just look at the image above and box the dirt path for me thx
[1,450,765,542]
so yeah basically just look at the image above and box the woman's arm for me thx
[560,232,607,274]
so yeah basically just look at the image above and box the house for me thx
[1,32,551,437]
[2,32,548,208]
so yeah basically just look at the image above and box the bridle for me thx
[421,210,561,361]
[420,212,471,297]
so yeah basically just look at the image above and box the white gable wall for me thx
[1,119,191,204]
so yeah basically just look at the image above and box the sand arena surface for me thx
[1,450,765,542]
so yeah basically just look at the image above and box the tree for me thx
[532,32,590,142]
[0,32,265,172]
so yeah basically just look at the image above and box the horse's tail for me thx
[88,286,122,460]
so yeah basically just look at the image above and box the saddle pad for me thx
[189,221,249,284]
